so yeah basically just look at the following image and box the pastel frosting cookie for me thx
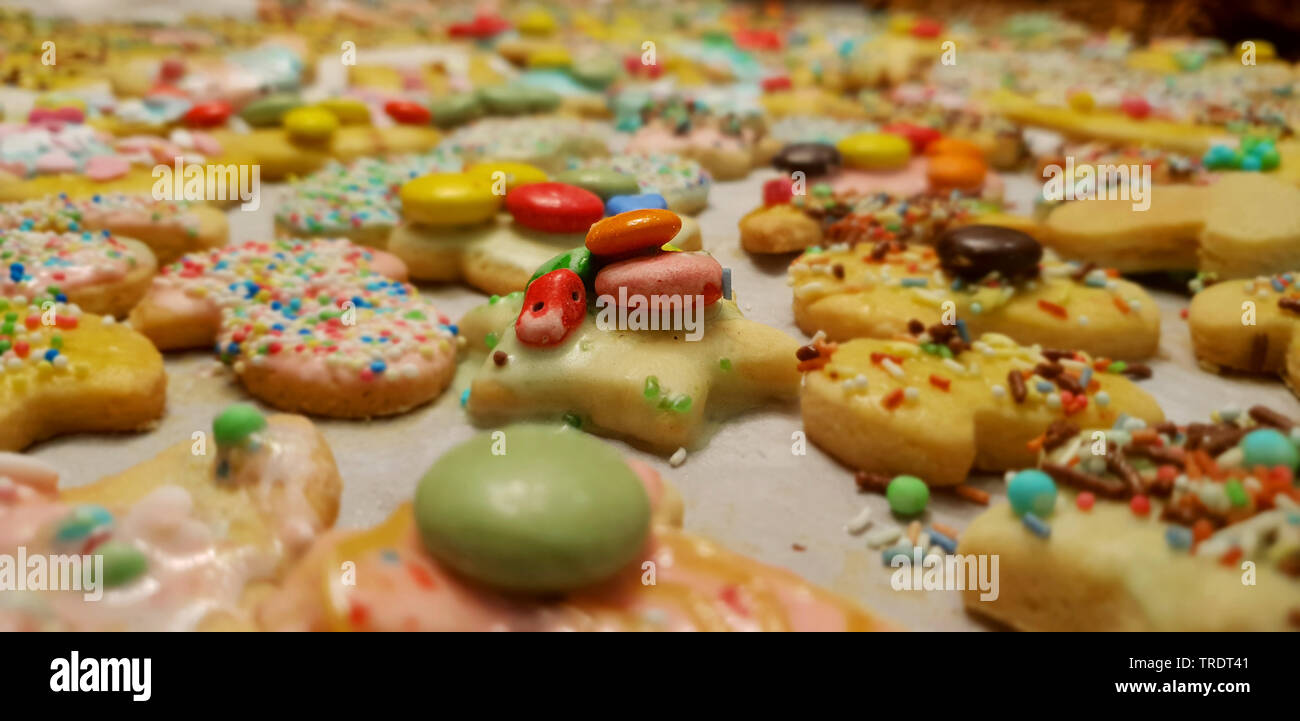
[462,211,799,453]
[388,176,701,294]
[790,225,1160,359]
[559,153,712,215]
[1040,172,1300,279]
[0,290,166,451]
[127,239,457,418]
[441,116,612,173]
[1188,272,1300,396]
[1,193,228,265]
[0,405,341,631]
[259,425,886,631]
[958,408,1300,630]
[0,228,155,318]
[799,331,1163,486]
[274,148,464,247]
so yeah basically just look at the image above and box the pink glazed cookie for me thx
[128,239,458,418]
[0,227,156,317]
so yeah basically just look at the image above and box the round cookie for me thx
[560,154,712,215]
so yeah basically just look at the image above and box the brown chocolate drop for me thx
[772,142,842,177]
[935,225,1042,282]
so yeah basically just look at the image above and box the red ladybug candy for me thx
[384,100,432,125]
[183,101,233,128]
[515,269,587,347]
[505,182,605,234]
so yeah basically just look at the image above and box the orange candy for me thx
[927,153,987,191]
[585,209,682,257]
[924,137,985,160]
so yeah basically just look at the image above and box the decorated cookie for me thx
[799,331,1163,486]
[959,408,1300,630]
[461,212,797,453]
[558,154,711,215]
[620,96,774,181]
[1,193,228,265]
[0,228,155,318]
[1188,273,1300,396]
[0,290,165,451]
[274,147,464,247]
[0,405,341,631]
[259,425,886,631]
[1039,173,1300,278]
[789,225,1160,359]
[441,116,613,173]
[387,176,701,294]
[127,239,457,418]
[212,118,442,181]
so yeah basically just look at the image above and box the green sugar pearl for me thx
[93,541,149,588]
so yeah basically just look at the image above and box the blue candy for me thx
[1239,428,1299,470]
[1007,469,1057,518]
[605,193,668,216]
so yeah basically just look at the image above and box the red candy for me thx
[505,183,604,234]
[910,18,943,38]
[384,100,432,125]
[183,101,232,128]
[761,76,792,93]
[515,269,586,347]
[1075,492,1095,511]
[763,177,794,206]
[1129,494,1151,517]
[448,13,510,39]
[158,58,186,83]
[881,123,942,153]
[1120,94,1151,120]
[624,54,662,79]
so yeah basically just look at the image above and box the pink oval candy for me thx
[85,155,131,181]
[593,252,723,308]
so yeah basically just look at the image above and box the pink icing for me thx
[85,155,131,181]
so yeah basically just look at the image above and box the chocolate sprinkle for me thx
[1104,442,1144,496]
[854,470,891,493]
[907,319,925,335]
[796,344,819,361]
[1122,363,1152,380]
[1007,370,1027,403]
[1279,297,1300,314]
[1249,405,1294,431]
[1042,419,1080,451]
[1042,463,1129,499]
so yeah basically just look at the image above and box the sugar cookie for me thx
[0,405,341,631]
[128,239,457,418]
[260,425,887,631]
[959,408,1300,630]
[799,332,1163,486]
[0,291,165,451]
[1188,272,1300,396]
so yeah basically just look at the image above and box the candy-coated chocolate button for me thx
[400,173,501,227]
[213,403,266,447]
[585,209,683,256]
[478,84,560,115]
[465,161,548,193]
[515,269,587,347]
[1067,90,1095,113]
[284,106,339,142]
[772,142,842,177]
[935,224,1042,282]
[527,46,572,69]
[530,246,594,288]
[553,167,640,200]
[927,153,987,191]
[881,122,942,153]
[314,97,371,125]
[414,424,649,593]
[515,8,557,36]
[183,101,232,129]
[593,251,723,307]
[239,93,302,127]
[428,93,481,127]
[924,137,984,159]
[570,57,619,89]
[605,193,668,216]
[836,132,912,170]
[384,99,432,125]
[504,182,604,233]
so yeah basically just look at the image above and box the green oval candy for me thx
[570,57,619,89]
[428,92,481,128]
[414,424,651,594]
[519,84,561,113]
[477,84,560,115]
[529,246,593,287]
[213,403,267,447]
[239,93,303,127]
[94,541,148,588]
[553,168,640,200]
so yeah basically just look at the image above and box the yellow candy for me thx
[1067,91,1095,113]
[400,173,501,227]
[527,46,571,69]
[517,8,557,36]
[284,107,339,142]
[837,132,912,171]
[887,14,915,35]
[465,162,548,192]
[314,98,371,125]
